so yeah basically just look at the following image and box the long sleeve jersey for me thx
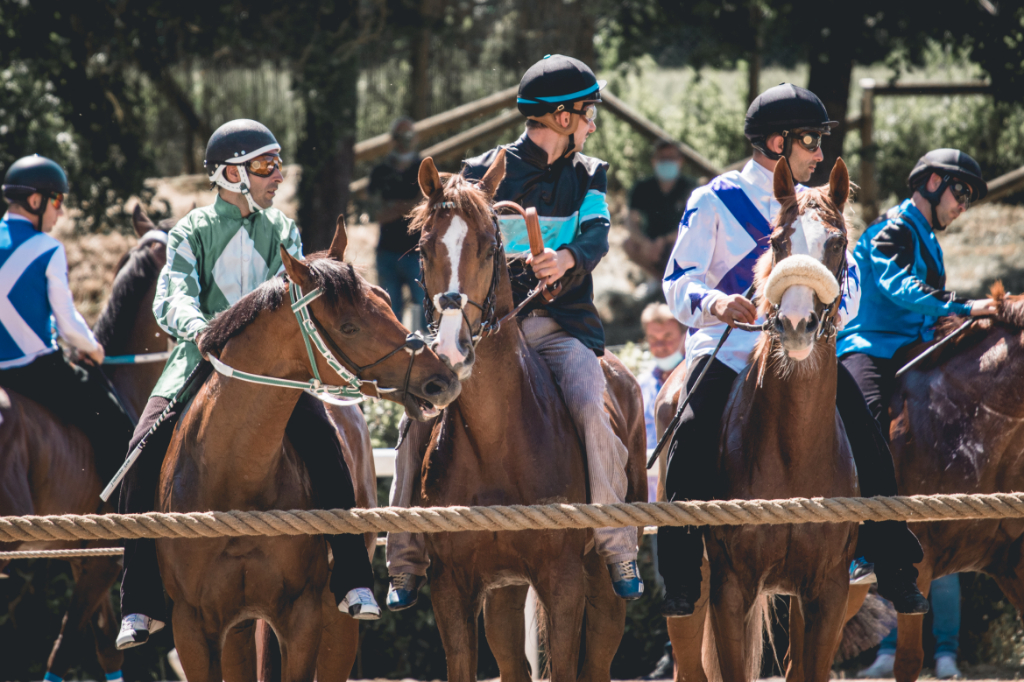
[0,213,101,369]
[837,199,972,360]
[663,160,860,373]
[463,133,613,355]
[150,196,303,399]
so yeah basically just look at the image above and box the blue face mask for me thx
[654,160,681,182]
[654,350,683,372]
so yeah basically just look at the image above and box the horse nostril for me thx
[423,377,448,397]
[806,313,819,333]
[775,317,785,334]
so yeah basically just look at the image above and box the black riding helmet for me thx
[517,54,605,158]
[744,83,838,161]
[907,149,987,231]
[203,119,281,213]
[3,155,69,221]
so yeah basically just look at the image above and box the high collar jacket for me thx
[463,133,612,355]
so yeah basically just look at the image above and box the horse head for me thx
[756,157,850,364]
[274,216,462,419]
[412,150,507,379]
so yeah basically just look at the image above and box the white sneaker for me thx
[857,652,895,678]
[935,655,962,680]
[115,613,165,650]
[339,587,382,620]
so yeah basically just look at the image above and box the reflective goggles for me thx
[245,154,284,178]
[570,102,599,122]
[945,176,972,208]
[783,129,826,152]
[50,193,65,210]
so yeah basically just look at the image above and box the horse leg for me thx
[893,565,933,682]
[578,547,625,682]
[534,563,587,682]
[431,572,481,682]
[274,589,324,682]
[171,602,222,682]
[221,619,258,682]
[797,578,849,682]
[315,582,361,682]
[46,557,123,679]
[91,589,124,676]
[668,556,710,682]
[483,585,531,682]
[706,573,751,682]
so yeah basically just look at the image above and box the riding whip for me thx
[99,359,212,502]
[894,319,973,379]
[646,283,757,470]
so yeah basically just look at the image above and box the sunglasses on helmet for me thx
[783,129,826,153]
[945,177,972,207]
[245,154,284,178]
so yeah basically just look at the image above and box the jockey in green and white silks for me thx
[149,196,302,400]
[116,119,381,653]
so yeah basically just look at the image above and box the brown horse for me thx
[156,219,460,682]
[880,281,1024,682]
[0,206,171,679]
[408,151,647,682]
[696,158,857,682]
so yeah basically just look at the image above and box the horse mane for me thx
[93,237,166,352]
[750,184,847,376]
[198,253,364,356]
[407,172,495,241]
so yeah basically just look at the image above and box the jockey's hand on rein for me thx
[78,346,105,366]
[527,248,575,287]
[710,294,758,328]
[970,298,998,317]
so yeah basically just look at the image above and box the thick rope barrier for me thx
[2,494,1024,545]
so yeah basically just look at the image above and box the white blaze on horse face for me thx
[436,215,470,367]
[779,209,829,360]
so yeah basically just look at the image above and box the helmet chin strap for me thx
[529,111,581,160]
[917,177,952,231]
[211,164,262,213]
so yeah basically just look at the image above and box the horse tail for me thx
[701,593,772,682]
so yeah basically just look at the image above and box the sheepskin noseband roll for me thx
[764,254,840,306]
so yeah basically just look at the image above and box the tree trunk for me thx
[806,26,855,187]
[747,1,762,107]
[295,46,359,252]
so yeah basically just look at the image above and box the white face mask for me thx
[654,351,683,372]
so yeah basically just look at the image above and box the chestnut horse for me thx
[408,151,647,682]
[0,206,171,679]
[697,158,857,682]
[156,219,460,682]
[881,282,1024,682]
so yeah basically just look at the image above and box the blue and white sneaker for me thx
[339,587,381,620]
[386,573,425,611]
[115,613,165,650]
[608,560,644,600]
[850,557,877,585]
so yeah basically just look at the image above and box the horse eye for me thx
[340,323,359,335]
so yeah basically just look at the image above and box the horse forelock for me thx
[93,235,167,351]
[409,172,494,242]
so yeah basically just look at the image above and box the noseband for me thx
[209,281,428,405]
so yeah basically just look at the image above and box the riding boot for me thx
[286,394,375,603]
[657,526,703,616]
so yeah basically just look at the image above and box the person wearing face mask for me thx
[369,117,427,330]
[624,141,696,290]
[638,303,685,450]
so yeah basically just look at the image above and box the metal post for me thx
[859,78,878,223]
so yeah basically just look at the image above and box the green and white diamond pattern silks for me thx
[150,196,303,400]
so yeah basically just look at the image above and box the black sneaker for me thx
[642,650,674,680]
[659,593,697,618]
[877,573,930,614]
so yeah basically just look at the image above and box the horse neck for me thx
[107,280,169,419]
[751,339,840,467]
[187,306,309,506]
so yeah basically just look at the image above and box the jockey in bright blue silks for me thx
[838,148,993,439]
[656,83,930,619]
[0,155,134,486]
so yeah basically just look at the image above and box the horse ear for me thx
[279,245,313,290]
[829,157,850,209]
[773,157,796,204]
[329,215,348,261]
[479,147,506,199]
[132,204,156,237]
[418,157,442,198]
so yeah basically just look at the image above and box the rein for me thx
[209,282,427,406]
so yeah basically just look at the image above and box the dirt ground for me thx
[56,169,1024,340]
